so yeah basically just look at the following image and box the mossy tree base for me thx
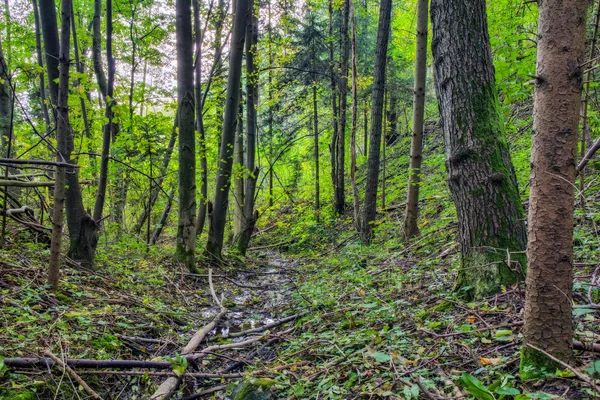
[520,345,561,380]
[455,248,526,300]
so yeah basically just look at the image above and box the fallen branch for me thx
[577,136,600,175]
[4,357,175,370]
[229,311,308,338]
[421,320,524,338]
[525,343,600,394]
[150,269,227,400]
[43,350,103,400]
[0,158,78,168]
[181,385,227,400]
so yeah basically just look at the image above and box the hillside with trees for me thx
[0,0,599,398]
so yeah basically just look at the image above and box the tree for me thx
[430,0,527,299]
[234,0,259,255]
[335,0,349,215]
[47,0,73,288]
[402,0,428,241]
[176,0,197,271]
[359,0,392,244]
[205,0,248,259]
[520,0,589,377]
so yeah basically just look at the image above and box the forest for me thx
[0,0,598,398]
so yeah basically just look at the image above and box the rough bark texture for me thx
[205,0,248,259]
[335,0,350,215]
[521,0,589,378]
[403,0,428,241]
[313,41,320,210]
[359,0,391,244]
[176,0,197,272]
[430,0,527,299]
[235,0,259,256]
[47,0,72,289]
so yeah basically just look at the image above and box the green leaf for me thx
[459,373,496,400]
[495,387,520,395]
[371,351,391,363]
[573,307,596,316]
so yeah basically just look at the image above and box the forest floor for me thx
[2,207,600,400]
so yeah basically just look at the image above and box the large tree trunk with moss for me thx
[205,0,248,259]
[359,0,391,244]
[520,0,589,378]
[176,0,197,272]
[430,0,527,299]
[335,0,349,215]
[403,0,428,241]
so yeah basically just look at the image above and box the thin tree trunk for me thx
[328,0,339,207]
[335,0,350,215]
[363,99,368,156]
[176,0,197,272]
[38,0,59,108]
[194,0,208,238]
[233,103,244,237]
[205,0,248,259]
[521,0,589,377]
[359,0,392,244]
[151,188,175,245]
[430,0,527,299]
[579,1,600,204]
[32,0,51,134]
[235,0,259,255]
[403,0,428,241]
[70,3,91,139]
[92,0,114,225]
[268,1,274,207]
[134,117,178,234]
[312,36,320,210]
[48,0,73,289]
[349,0,360,230]
[381,92,386,210]
[92,0,107,99]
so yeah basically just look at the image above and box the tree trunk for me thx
[233,103,244,237]
[335,0,350,215]
[403,0,428,241]
[579,2,600,204]
[194,0,208,238]
[92,0,107,99]
[430,0,527,299]
[359,0,392,244]
[235,0,259,256]
[151,188,175,245]
[32,0,51,135]
[328,0,339,209]
[520,0,589,378]
[176,0,197,272]
[38,0,59,108]
[312,36,320,211]
[363,99,368,157]
[70,3,91,139]
[47,0,73,289]
[134,118,177,234]
[205,0,248,259]
[349,0,360,230]
[92,0,114,228]
[268,2,274,208]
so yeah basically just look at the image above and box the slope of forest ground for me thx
[2,140,600,400]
